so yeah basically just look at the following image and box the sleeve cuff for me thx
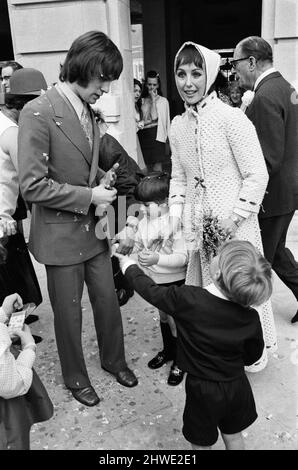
[233,208,250,219]
[122,259,137,274]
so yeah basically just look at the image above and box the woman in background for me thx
[133,79,145,169]
[229,81,243,108]
[138,71,170,172]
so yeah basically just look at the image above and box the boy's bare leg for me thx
[221,432,245,450]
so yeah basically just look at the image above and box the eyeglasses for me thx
[230,57,251,69]
[0,76,11,81]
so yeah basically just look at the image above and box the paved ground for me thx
[23,216,298,451]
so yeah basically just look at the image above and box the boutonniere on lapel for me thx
[241,90,255,110]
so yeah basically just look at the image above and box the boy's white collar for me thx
[205,283,228,301]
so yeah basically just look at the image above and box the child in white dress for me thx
[132,172,188,385]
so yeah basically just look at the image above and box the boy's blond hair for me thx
[216,240,272,308]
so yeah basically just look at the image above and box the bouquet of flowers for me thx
[202,211,229,261]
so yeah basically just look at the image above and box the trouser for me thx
[46,250,127,389]
[259,211,298,300]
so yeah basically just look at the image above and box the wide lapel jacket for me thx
[47,86,93,167]
[48,88,106,186]
[246,71,298,217]
[18,87,107,265]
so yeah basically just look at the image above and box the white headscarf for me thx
[174,41,221,103]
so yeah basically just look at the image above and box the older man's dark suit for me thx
[17,87,127,389]
[246,72,298,301]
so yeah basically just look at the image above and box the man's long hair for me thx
[59,31,123,87]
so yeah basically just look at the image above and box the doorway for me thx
[0,1,14,63]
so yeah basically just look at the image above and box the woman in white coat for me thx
[167,42,277,371]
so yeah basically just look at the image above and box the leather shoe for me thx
[114,367,138,387]
[291,310,298,324]
[167,364,185,386]
[148,350,173,369]
[69,386,100,406]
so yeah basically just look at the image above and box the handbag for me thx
[0,232,42,306]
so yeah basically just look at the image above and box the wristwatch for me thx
[230,214,242,227]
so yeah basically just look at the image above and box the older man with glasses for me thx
[233,36,298,324]
[1,61,23,93]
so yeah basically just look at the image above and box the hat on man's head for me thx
[9,68,47,96]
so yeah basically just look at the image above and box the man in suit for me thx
[17,31,138,407]
[233,36,298,323]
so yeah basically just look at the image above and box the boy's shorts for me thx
[182,373,257,447]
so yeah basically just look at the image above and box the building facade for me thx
[4,0,298,159]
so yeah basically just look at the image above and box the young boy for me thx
[115,239,271,450]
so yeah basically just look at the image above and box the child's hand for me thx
[138,250,159,267]
[2,293,23,320]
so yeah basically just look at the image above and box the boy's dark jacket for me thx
[125,264,265,382]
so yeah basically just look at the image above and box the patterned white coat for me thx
[169,92,277,353]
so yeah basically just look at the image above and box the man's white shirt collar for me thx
[56,81,84,120]
[254,67,276,91]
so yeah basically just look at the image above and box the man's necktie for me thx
[80,105,93,149]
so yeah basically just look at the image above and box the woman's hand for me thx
[138,250,159,267]
[2,293,23,319]
[13,324,35,349]
[219,218,238,238]
[0,219,17,237]
[113,226,136,256]
[136,120,144,131]
[149,89,159,102]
